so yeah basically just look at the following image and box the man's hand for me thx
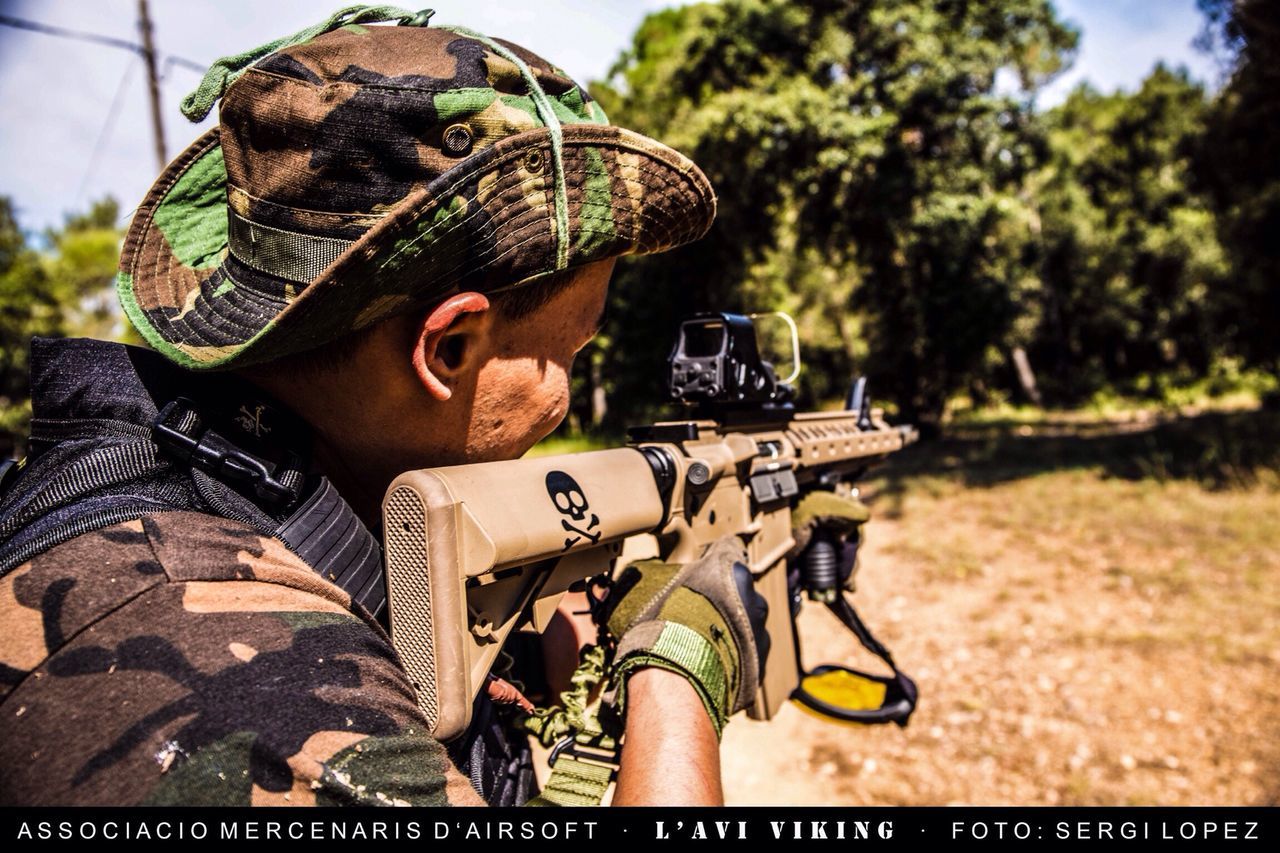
[790,490,871,592]
[600,535,770,739]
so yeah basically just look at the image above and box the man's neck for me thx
[306,432,389,530]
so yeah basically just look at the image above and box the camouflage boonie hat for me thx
[117,6,716,370]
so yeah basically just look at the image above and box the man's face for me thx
[464,258,614,461]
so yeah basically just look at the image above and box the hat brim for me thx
[118,124,717,370]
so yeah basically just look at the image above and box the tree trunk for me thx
[1011,346,1043,407]
[590,352,607,428]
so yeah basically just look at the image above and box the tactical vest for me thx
[0,337,532,806]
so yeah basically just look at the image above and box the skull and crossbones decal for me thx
[545,470,601,551]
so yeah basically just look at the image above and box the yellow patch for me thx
[471,96,540,142]
[181,581,349,615]
[175,342,242,363]
[227,186,252,217]
[0,563,47,673]
[352,293,410,329]
[616,151,645,218]
[481,53,523,91]
[228,642,257,662]
[172,286,203,323]
[351,212,386,229]
[476,170,499,209]
[518,168,550,222]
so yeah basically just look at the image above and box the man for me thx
[0,10,767,806]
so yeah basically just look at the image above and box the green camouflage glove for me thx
[600,536,769,739]
[790,490,871,592]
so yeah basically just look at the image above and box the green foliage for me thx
[1,199,53,453]
[0,196,125,456]
[2,3,1273,465]
[1195,0,1280,372]
[44,198,126,344]
[1031,67,1227,404]
[892,408,1280,492]
[591,0,1078,429]
[575,0,1266,432]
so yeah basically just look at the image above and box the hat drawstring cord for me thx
[437,25,571,272]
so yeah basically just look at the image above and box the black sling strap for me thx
[0,397,386,617]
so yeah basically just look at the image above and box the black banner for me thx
[3,807,1275,845]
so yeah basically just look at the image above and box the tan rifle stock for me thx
[383,410,916,741]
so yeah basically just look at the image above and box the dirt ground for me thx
[721,412,1280,805]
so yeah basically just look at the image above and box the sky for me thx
[1039,0,1218,105]
[0,0,1219,235]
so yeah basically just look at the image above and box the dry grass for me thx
[722,409,1280,805]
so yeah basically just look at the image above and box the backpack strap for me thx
[0,397,386,619]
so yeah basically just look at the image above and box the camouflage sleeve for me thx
[0,513,485,806]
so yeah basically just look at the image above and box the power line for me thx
[0,13,205,74]
[78,56,140,203]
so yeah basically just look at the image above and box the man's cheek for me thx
[491,366,568,451]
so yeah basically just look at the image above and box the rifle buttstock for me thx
[383,448,665,741]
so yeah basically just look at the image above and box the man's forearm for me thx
[612,667,724,805]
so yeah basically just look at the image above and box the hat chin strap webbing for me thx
[227,209,357,286]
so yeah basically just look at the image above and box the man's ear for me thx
[411,292,493,401]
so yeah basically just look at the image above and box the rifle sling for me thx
[518,644,620,806]
[820,593,919,726]
[528,752,616,806]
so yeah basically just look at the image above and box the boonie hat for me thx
[117,5,716,369]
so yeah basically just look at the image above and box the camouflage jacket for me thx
[0,512,484,806]
[0,338,489,806]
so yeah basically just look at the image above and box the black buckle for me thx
[152,398,301,507]
[548,734,620,774]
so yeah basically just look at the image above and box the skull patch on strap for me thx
[545,470,601,550]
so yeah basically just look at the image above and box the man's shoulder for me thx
[0,512,482,806]
[1,511,358,676]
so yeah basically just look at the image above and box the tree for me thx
[0,197,124,456]
[1195,0,1280,374]
[1030,67,1227,403]
[0,198,53,451]
[591,0,1077,430]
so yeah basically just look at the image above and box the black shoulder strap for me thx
[0,442,167,542]
[278,477,386,617]
[0,399,387,619]
[0,438,176,578]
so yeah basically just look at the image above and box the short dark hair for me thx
[246,267,585,378]
[489,267,582,320]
